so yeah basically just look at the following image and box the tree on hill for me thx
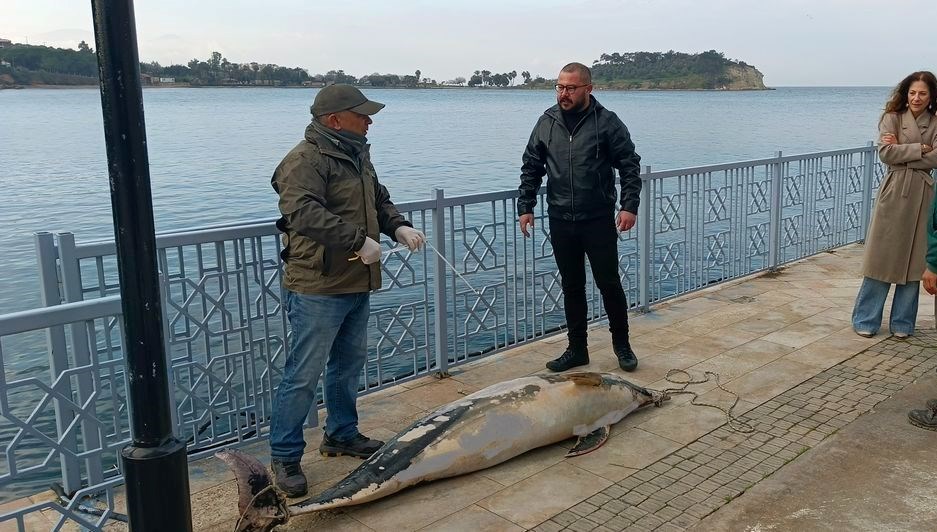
[590,49,755,89]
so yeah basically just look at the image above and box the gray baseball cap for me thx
[310,84,385,117]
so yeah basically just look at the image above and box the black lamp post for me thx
[89,1,193,529]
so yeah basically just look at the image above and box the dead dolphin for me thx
[217,371,668,531]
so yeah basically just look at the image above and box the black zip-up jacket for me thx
[518,96,642,221]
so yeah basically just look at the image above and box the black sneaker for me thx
[320,433,384,459]
[271,459,307,498]
[614,343,638,372]
[546,346,589,372]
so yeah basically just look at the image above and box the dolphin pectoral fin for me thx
[216,449,290,532]
[565,426,610,457]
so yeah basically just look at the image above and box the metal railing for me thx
[0,144,885,529]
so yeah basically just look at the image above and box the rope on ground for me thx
[234,484,290,532]
[662,369,755,433]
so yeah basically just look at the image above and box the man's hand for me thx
[519,213,534,237]
[880,133,897,145]
[617,211,637,232]
[395,226,425,251]
[355,237,382,264]
[923,269,937,295]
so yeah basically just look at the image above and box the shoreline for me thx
[4,83,774,92]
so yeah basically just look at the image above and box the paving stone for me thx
[606,515,634,529]
[633,482,660,497]
[622,506,648,522]
[569,502,599,517]
[668,496,695,511]
[589,509,615,524]
[633,514,666,530]
[604,484,628,499]
[602,499,628,514]
[566,518,598,532]
[763,456,787,469]
[633,470,657,482]
[671,482,694,496]
[649,489,678,504]
[623,491,649,506]
[683,488,710,504]
[669,513,698,529]
[686,502,717,519]
[637,498,666,514]
[589,493,613,507]
[655,505,683,522]
[681,472,706,486]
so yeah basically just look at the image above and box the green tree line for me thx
[1,42,761,90]
[0,41,98,85]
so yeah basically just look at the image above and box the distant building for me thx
[0,38,12,48]
[159,77,175,83]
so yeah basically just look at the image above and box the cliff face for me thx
[722,64,766,90]
[590,50,769,90]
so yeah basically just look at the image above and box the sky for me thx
[5,0,936,87]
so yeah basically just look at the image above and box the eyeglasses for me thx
[555,84,590,94]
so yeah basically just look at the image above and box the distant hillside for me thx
[591,50,767,90]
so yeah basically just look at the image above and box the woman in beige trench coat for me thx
[852,71,937,338]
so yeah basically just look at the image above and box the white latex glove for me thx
[355,237,382,264]
[395,226,426,251]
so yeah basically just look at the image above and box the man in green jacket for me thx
[269,84,425,496]
[910,194,937,431]
[517,62,641,373]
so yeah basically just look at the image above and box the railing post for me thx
[156,250,180,435]
[56,233,106,488]
[768,151,784,269]
[859,141,875,242]
[431,189,450,375]
[638,167,652,311]
[34,232,82,495]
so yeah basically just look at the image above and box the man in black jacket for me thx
[518,62,642,373]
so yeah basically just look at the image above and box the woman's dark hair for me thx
[884,71,937,116]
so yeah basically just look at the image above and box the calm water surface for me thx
[0,86,889,314]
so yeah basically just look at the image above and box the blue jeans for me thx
[269,290,370,462]
[851,277,920,335]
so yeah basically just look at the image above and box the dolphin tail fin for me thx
[215,449,290,532]
[565,426,610,457]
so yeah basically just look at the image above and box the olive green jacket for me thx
[272,123,411,294]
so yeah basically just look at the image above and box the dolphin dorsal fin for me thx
[565,373,604,386]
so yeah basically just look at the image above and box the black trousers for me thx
[549,215,630,348]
